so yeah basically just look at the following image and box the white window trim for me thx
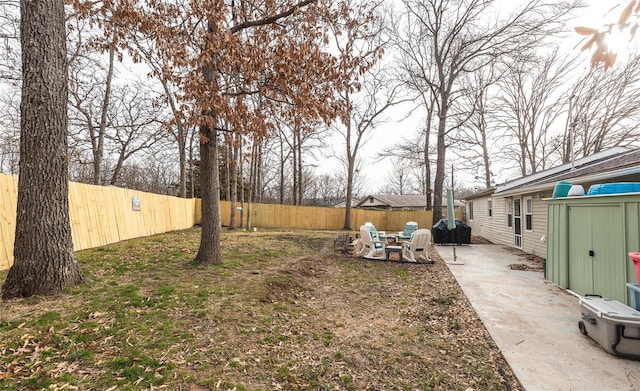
[525,196,533,231]
[488,199,493,219]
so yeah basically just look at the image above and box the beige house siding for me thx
[467,191,552,259]
[488,196,508,246]
[483,194,512,248]
[464,148,640,261]
[519,193,551,258]
[467,195,505,245]
[529,195,551,257]
[466,196,486,237]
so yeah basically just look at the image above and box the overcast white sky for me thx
[116,1,631,196]
[328,1,632,195]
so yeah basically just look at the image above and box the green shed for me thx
[547,193,640,306]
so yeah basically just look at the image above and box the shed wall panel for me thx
[626,203,640,284]
[548,193,640,306]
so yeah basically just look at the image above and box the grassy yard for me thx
[0,228,521,390]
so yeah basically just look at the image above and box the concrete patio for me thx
[438,244,640,391]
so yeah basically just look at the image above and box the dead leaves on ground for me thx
[1,229,521,390]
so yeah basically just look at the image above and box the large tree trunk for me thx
[432,109,448,225]
[2,0,84,299]
[343,162,354,230]
[424,102,434,210]
[343,92,354,230]
[193,124,222,265]
[192,20,223,266]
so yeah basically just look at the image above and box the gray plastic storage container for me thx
[578,296,640,360]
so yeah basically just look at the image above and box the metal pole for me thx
[451,165,456,262]
[569,95,576,169]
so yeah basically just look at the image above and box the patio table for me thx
[385,245,403,261]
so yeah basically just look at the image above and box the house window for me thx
[525,197,533,231]
[369,197,374,203]
[468,201,474,221]
[488,199,492,218]
[506,199,513,227]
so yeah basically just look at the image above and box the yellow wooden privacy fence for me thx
[1,172,458,270]
[217,201,436,233]
[0,174,199,271]
[0,174,18,271]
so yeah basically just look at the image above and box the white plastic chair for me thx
[364,221,386,242]
[360,225,386,260]
[402,229,433,263]
[398,221,418,239]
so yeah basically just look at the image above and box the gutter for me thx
[496,165,640,197]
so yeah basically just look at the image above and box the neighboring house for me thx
[465,147,640,260]
[333,198,361,208]
[355,194,465,215]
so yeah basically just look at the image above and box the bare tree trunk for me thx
[519,137,528,176]
[188,126,197,198]
[482,133,491,188]
[247,135,261,229]
[239,135,244,229]
[193,123,222,265]
[478,84,492,188]
[246,138,257,229]
[229,133,238,229]
[160,75,188,197]
[424,100,434,210]
[344,164,354,230]
[292,123,298,205]
[432,111,447,225]
[93,45,114,185]
[109,153,126,186]
[279,139,286,204]
[343,93,354,230]
[253,137,264,203]
[178,130,187,197]
[2,0,84,299]
[432,81,452,225]
[296,124,303,205]
[193,20,222,266]
[224,134,231,201]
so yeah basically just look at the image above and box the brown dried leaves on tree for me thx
[69,0,377,136]
[576,0,640,70]
[69,0,381,265]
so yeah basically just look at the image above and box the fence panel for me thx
[216,203,439,233]
[350,209,434,233]
[0,175,199,269]
[0,174,17,270]
[0,173,461,270]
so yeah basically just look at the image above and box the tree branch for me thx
[230,0,316,33]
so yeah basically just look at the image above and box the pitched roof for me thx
[332,198,361,208]
[495,147,640,196]
[356,194,464,208]
[464,187,496,200]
